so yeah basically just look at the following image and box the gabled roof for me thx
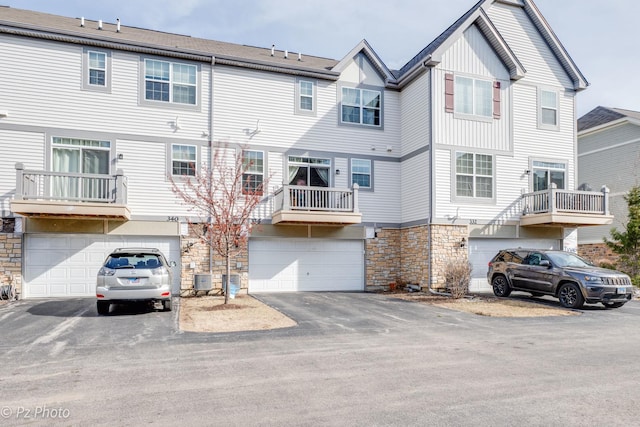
[393,0,587,91]
[332,39,394,83]
[578,107,640,133]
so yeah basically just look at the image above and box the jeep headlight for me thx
[582,275,602,283]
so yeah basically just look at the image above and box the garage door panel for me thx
[249,239,364,292]
[468,238,560,292]
[24,235,181,298]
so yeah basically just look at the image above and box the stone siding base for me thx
[578,243,620,268]
[365,224,468,291]
[0,233,22,298]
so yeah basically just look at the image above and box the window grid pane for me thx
[455,77,473,115]
[342,87,381,126]
[242,151,264,193]
[145,60,196,104]
[351,159,371,188]
[456,176,474,197]
[475,80,492,117]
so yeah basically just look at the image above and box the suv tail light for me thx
[98,267,115,276]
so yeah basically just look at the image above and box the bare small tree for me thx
[172,144,269,304]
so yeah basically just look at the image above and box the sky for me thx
[2,0,637,116]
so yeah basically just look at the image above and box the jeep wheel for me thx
[163,299,172,312]
[97,301,110,315]
[558,283,584,309]
[492,275,511,297]
[602,301,626,309]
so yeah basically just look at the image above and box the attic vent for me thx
[271,44,275,56]
[116,18,121,32]
[284,50,288,59]
[80,17,85,27]
[98,19,103,30]
[298,52,302,61]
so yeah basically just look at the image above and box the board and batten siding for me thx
[0,130,45,216]
[0,35,210,141]
[486,2,573,89]
[211,66,401,157]
[431,25,512,152]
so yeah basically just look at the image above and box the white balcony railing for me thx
[14,163,127,204]
[272,184,359,214]
[522,186,609,216]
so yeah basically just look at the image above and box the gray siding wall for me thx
[578,131,640,244]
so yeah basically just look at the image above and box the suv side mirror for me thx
[539,260,551,268]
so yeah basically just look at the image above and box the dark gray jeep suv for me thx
[487,249,633,309]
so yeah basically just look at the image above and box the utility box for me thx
[194,274,212,291]
[222,274,240,296]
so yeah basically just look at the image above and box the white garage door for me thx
[249,239,364,292]
[468,238,560,292]
[24,234,181,298]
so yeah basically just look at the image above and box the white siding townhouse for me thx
[0,0,612,298]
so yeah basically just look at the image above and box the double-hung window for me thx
[242,150,264,195]
[454,76,492,118]
[341,86,382,127]
[455,152,493,199]
[88,51,106,86]
[145,59,197,105]
[539,89,559,129]
[351,159,371,189]
[82,49,110,92]
[171,144,196,177]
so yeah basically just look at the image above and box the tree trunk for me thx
[224,251,231,305]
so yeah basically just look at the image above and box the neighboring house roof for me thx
[0,1,586,89]
[578,106,640,133]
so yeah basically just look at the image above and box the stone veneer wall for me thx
[365,228,401,289]
[578,243,620,267]
[399,226,429,286]
[365,224,469,291]
[179,231,248,295]
[428,224,469,290]
[0,233,22,298]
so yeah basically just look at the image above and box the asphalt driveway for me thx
[2,294,640,426]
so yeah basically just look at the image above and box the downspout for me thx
[209,56,215,276]
[426,65,449,296]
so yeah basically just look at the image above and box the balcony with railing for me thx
[10,163,131,220]
[271,184,362,225]
[520,186,613,227]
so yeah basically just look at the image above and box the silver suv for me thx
[96,248,175,315]
[487,249,633,309]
